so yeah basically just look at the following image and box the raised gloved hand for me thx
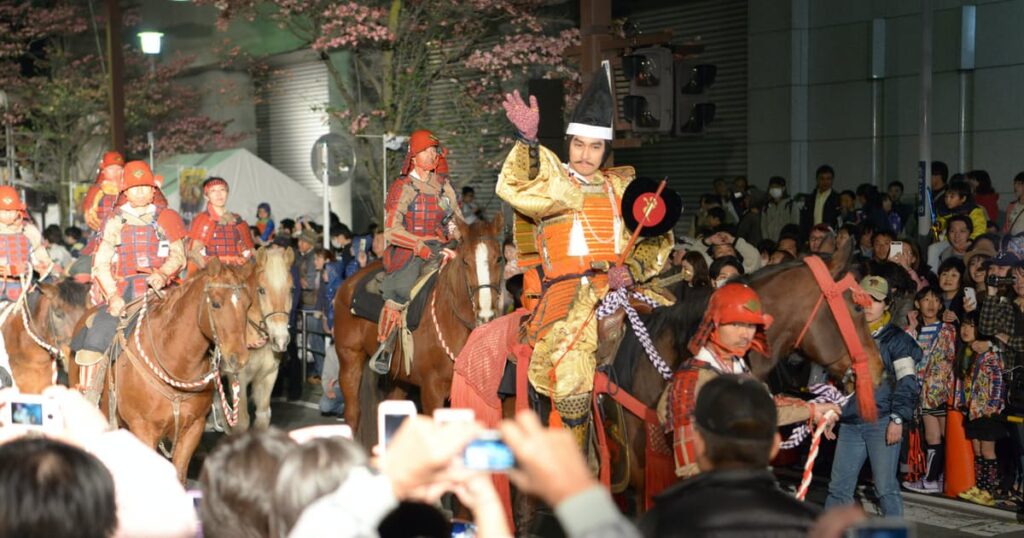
[416,239,444,260]
[608,265,633,290]
[502,90,539,141]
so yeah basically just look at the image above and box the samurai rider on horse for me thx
[0,186,55,302]
[370,129,464,374]
[71,160,188,394]
[496,64,674,450]
[186,176,255,270]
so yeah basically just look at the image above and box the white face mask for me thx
[769,187,783,199]
[331,239,342,249]
[715,277,728,288]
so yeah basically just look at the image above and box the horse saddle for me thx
[350,267,437,333]
[76,296,148,365]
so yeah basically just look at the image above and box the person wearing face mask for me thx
[661,283,840,479]
[761,176,795,243]
[372,130,463,375]
[709,256,743,289]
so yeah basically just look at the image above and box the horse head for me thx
[36,279,90,359]
[198,257,254,374]
[248,246,294,352]
[451,212,505,325]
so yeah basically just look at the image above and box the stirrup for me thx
[369,331,396,375]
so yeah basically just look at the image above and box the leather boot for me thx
[371,301,405,375]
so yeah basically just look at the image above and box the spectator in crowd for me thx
[756,239,776,267]
[712,177,740,224]
[888,180,913,234]
[1005,172,1024,236]
[890,240,928,291]
[689,194,724,238]
[880,194,902,236]
[776,226,801,257]
[967,170,999,222]
[640,375,820,537]
[807,224,836,257]
[329,223,354,268]
[704,229,761,274]
[680,250,712,289]
[767,248,795,265]
[43,224,73,272]
[736,187,766,245]
[856,183,889,232]
[826,275,922,517]
[837,190,858,226]
[870,229,895,265]
[199,428,297,538]
[762,176,796,243]
[278,218,296,245]
[64,226,84,258]
[954,311,1006,507]
[855,221,875,260]
[964,243,996,303]
[703,206,726,236]
[800,164,841,233]
[936,257,967,323]
[255,202,275,245]
[0,437,117,538]
[938,180,988,242]
[295,228,324,383]
[903,286,958,494]
[730,175,749,216]
[931,160,950,216]
[936,215,974,267]
[459,186,484,224]
[709,255,744,288]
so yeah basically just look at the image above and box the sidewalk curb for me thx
[901,491,1020,523]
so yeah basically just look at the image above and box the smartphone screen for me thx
[463,435,515,472]
[383,414,409,448]
[10,402,44,426]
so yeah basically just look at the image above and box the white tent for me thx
[156,148,323,226]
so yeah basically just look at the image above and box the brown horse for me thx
[1,280,90,393]
[608,242,884,511]
[334,215,505,444]
[69,258,253,481]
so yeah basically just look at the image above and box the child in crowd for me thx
[904,286,958,494]
[955,312,1005,506]
[936,257,966,324]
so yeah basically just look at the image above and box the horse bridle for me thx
[200,282,251,349]
[457,235,504,328]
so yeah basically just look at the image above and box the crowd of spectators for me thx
[669,162,1024,514]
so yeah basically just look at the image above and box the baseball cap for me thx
[694,374,777,441]
[992,251,1020,267]
[859,275,889,301]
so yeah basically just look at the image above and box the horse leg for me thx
[339,343,366,432]
[171,412,206,484]
[231,370,252,433]
[251,354,280,431]
[419,375,447,416]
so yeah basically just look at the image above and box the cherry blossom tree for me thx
[198,0,579,222]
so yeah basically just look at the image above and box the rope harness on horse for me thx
[596,288,672,380]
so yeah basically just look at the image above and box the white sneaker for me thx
[904,478,942,494]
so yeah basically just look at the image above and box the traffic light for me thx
[621,46,674,134]
[674,61,717,135]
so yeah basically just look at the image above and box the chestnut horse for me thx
[334,215,505,444]
[607,242,884,511]
[69,259,253,481]
[1,279,90,392]
[227,246,294,432]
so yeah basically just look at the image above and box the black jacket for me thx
[799,190,841,234]
[638,469,820,538]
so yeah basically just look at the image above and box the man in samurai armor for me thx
[663,282,840,479]
[187,176,254,269]
[370,129,463,375]
[0,186,54,301]
[72,161,187,391]
[72,151,124,282]
[496,65,673,448]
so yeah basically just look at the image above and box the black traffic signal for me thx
[674,61,717,135]
[621,46,674,134]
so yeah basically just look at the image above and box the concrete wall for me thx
[749,0,1022,208]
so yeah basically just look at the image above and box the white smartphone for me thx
[888,241,903,260]
[433,408,475,425]
[377,400,417,451]
[964,287,977,305]
[3,393,61,433]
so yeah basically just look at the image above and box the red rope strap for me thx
[801,256,877,422]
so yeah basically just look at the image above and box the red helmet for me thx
[121,161,162,192]
[401,129,448,175]
[708,283,773,328]
[100,151,125,169]
[0,186,25,211]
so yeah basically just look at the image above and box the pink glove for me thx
[502,90,539,141]
[608,265,633,290]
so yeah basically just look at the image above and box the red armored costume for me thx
[0,186,52,301]
[81,151,124,256]
[187,177,254,268]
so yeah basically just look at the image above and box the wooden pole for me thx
[105,0,125,153]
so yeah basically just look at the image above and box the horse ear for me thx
[827,233,853,278]
[490,211,504,236]
[208,256,223,276]
[38,282,57,299]
[456,218,470,243]
[282,245,295,266]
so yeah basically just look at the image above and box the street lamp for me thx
[138,31,163,55]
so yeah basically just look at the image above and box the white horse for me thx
[228,246,293,431]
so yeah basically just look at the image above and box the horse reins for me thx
[430,236,504,362]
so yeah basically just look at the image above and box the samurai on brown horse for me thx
[69,259,253,482]
[333,214,505,444]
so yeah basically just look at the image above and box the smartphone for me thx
[463,430,516,472]
[433,408,475,425]
[289,424,354,443]
[186,489,203,512]
[844,520,914,538]
[378,400,417,451]
[888,241,903,260]
[3,393,61,433]
[964,287,977,304]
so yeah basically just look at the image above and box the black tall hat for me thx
[566,61,614,141]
